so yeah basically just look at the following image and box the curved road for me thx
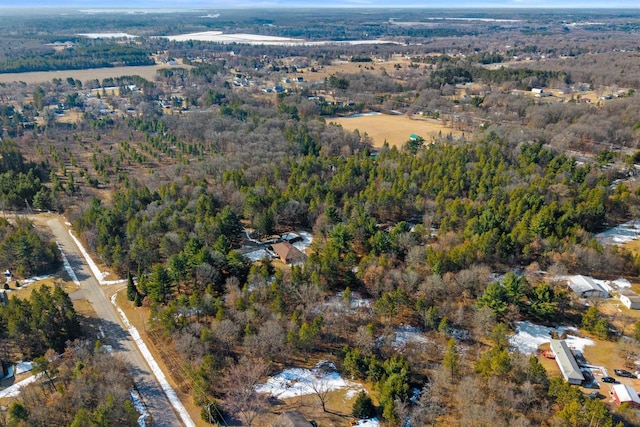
[45,215,184,427]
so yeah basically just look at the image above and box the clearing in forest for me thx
[331,113,466,149]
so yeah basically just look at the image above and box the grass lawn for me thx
[331,113,465,148]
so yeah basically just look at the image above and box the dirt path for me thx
[43,214,184,427]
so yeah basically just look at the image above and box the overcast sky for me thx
[2,1,640,8]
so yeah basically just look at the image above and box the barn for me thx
[567,275,609,299]
[549,339,585,385]
[612,384,640,408]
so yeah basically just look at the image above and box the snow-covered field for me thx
[162,31,399,46]
[164,31,303,44]
[255,361,364,400]
[596,219,640,245]
[78,32,138,39]
[510,321,595,355]
[254,360,380,424]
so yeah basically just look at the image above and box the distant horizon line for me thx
[2,6,640,9]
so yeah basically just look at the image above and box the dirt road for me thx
[45,215,184,427]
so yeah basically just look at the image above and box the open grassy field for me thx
[623,239,640,258]
[299,54,417,84]
[5,276,77,300]
[331,113,465,148]
[0,63,189,85]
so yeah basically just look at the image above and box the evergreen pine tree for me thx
[126,271,136,301]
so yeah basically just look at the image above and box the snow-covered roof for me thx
[567,275,610,298]
[613,384,640,404]
[550,339,585,384]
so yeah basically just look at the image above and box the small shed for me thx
[612,384,640,408]
[271,242,306,265]
[271,411,314,427]
[550,339,585,385]
[567,275,609,298]
[619,289,640,310]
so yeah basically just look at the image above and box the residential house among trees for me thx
[271,242,306,265]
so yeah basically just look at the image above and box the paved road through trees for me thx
[44,215,184,427]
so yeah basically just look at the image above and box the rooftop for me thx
[549,339,585,383]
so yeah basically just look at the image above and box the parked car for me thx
[588,391,602,400]
[601,376,616,383]
[614,369,634,378]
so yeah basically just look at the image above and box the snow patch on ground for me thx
[15,361,33,374]
[392,326,429,350]
[354,418,380,427]
[329,291,372,310]
[243,248,271,262]
[130,389,149,427]
[510,321,595,355]
[255,361,364,399]
[111,294,195,427]
[68,230,126,285]
[292,230,313,253]
[20,274,53,285]
[596,219,640,245]
[0,374,40,398]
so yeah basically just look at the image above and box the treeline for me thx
[0,285,79,357]
[426,65,567,90]
[0,42,153,74]
[0,140,49,210]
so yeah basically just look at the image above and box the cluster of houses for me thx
[546,274,640,408]
[566,274,640,310]
[549,339,640,408]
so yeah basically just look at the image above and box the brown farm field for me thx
[0,63,189,84]
[331,113,466,148]
[299,55,416,83]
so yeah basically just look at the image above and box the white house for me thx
[619,289,640,310]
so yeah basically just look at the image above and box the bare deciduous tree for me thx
[223,356,269,426]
